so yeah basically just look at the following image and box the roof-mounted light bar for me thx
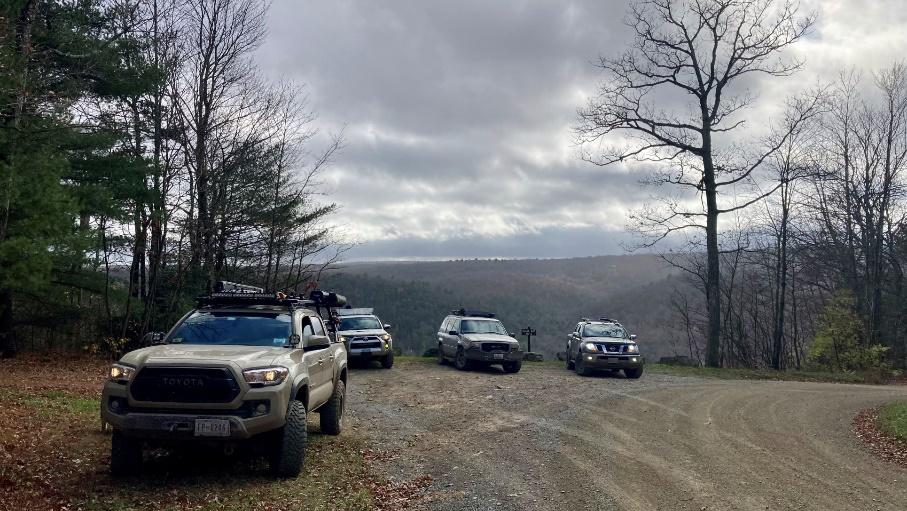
[215,281,264,294]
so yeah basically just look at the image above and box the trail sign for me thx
[520,327,537,352]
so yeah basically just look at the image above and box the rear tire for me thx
[381,352,394,369]
[320,380,345,435]
[110,431,142,476]
[503,360,522,373]
[624,367,644,379]
[270,400,308,478]
[454,348,471,371]
[575,353,591,377]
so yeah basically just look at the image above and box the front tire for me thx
[503,360,522,373]
[320,380,345,435]
[437,344,447,365]
[381,351,394,369]
[454,348,471,371]
[110,431,142,476]
[575,353,592,377]
[270,400,308,478]
[624,367,644,379]
[566,351,575,370]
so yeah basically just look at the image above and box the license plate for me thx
[493,353,504,360]
[195,419,230,437]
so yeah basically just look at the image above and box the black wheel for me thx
[575,352,591,377]
[270,400,308,478]
[320,380,345,435]
[437,344,447,365]
[454,348,471,371]
[381,351,394,369]
[110,431,142,476]
[565,351,575,370]
[624,367,644,379]
[503,360,522,373]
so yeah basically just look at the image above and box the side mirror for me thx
[142,332,165,346]
[383,324,392,331]
[448,330,459,336]
[306,334,331,350]
[629,334,638,341]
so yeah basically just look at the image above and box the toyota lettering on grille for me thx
[161,377,205,388]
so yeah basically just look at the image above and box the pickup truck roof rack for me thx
[198,282,347,310]
[451,308,495,318]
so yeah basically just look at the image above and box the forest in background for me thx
[0,0,343,358]
[2,0,907,376]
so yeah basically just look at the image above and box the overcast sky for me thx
[256,0,907,260]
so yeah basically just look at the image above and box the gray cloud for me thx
[257,0,907,259]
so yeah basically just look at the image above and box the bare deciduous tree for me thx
[577,0,816,366]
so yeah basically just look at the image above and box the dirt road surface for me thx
[347,359,907,511]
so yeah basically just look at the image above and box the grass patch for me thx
[647,363,894,384]
[0,388,99,419]
[878,402,907,442]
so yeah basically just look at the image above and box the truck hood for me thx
[337,329,387,337]
[119,344,291,369]
[584,337,636,344]
[462,333,518,344]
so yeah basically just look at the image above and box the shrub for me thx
[808,290,888,371]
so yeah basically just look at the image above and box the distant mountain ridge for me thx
[321,254,692,360]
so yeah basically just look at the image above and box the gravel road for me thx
[346,359,907,511]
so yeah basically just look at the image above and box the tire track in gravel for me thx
[347,360,907,511]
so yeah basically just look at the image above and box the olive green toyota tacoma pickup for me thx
[100,283,348,478]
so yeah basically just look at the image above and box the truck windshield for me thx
[339,316,383,331]
[582,324,627,338]
[169,311,293,346]
[460,319,506,335]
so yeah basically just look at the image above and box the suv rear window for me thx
[170,311,292,346]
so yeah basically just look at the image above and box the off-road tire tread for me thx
[381,352,394,369]
[110,431,142,476]
[503,360,522,373]
[320,380,345,435]
[575,353,591,377]
[454,348,471,371]
[625,367,644,379]
[271,400,308,478]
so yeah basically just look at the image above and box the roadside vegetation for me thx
[878,403,907,442]
[648,364,898,385]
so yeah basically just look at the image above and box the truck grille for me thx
[481,343,511,352]
[130,366,240,403]
[351,340,382,349]
[597,344,629,353]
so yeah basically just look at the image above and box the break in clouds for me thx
[256,0,907,260]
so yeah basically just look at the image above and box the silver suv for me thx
[436,309,522,373]
[100,283,349,478]
[336,309,394,369]
[565,318,643,378]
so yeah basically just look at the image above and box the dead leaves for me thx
[853,408,907,468]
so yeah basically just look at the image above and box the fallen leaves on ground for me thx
[853,408,907,468]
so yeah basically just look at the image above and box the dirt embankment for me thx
[348,360,907,511]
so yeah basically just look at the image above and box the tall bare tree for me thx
[577,0,816,366]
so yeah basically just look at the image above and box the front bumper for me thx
[464,349,523,363]
[580,353,645,369]
[100,380,290,440]
[348,342,392,359]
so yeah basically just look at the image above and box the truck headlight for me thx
[626,344,639,353]
[583,342,598,352]
[243,367,289,386]
[108,363,135,384]
[380,334,391,341]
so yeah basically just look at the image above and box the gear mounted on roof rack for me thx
[451,308,496,318]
